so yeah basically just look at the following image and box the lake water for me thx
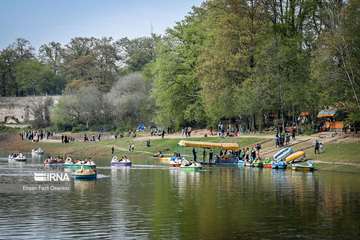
[0,153,360,240]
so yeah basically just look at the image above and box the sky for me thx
[0,0,203,50]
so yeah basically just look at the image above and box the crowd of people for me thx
[275,127,297,148]
[19,130,54,142]
[61,134,75,144]
[216,122,242,137]
[181,127,192,137]
[150,128,166,138]
[83,133,102,142]
[191,143,262,163]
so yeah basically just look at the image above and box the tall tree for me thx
[0,38,35,96]
[116,35,158,72]
[39,41,64,74]
[151,7,206,129]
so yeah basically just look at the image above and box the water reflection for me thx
[7,159,26,168]
[0,154,359,239]
[74,180,96,192]
[30,153,45,164]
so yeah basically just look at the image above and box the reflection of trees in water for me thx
[318,173,360,233]
[1,166,360,239]
[0,178,113,237]
[109,167,140,238]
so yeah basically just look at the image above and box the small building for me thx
[317,109,345,132]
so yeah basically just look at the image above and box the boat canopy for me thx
[317,109,337,118]
[178,140,240,151]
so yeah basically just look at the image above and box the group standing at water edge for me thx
[190,144,262,164]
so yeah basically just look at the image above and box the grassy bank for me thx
[306,142,360,163]
[1,133,360,173]
[304,141,360,173]
[0,134,263,163]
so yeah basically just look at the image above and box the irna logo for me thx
[34,172,70,182]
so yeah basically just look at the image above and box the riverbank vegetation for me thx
[1,0,360,132]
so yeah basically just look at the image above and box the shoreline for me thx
[1,133,359,173]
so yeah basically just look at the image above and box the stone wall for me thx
[0,96,61,123]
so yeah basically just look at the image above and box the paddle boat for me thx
[8,153,27,161]
[272,160,287,169]
[244,161,253,167]
[159,157,170,164]
[263,158,273,168]
[44,157,65,167]
[285,151,305,163]
[64,157,96,170]
[111,155,132,167]
[273,147,294,162]
[252,159,263,168]
[32,147,44,155]
[291,160,315,172]
[73,167,97,180]
[215,156,241,165]
[180,159,202,172]
[237,159,245,167]
[169,156,182,167]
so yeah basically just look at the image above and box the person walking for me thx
[314,140,320,154]
[187,127,192,137]
[292,128,296,140]
[285,132,290,145]
[255,143,261,159]
[275,134,280,148]
[111,145,115,155]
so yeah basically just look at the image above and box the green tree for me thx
[39,41,64,74]
[15,59,63,95]
[0,38,35,96]
[150,6,207,129]
[116,35,159,72]
[310,0,360,126]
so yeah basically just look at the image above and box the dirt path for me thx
[110,145,154,155]
[25,130,353,160]
[260,132,350,158]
